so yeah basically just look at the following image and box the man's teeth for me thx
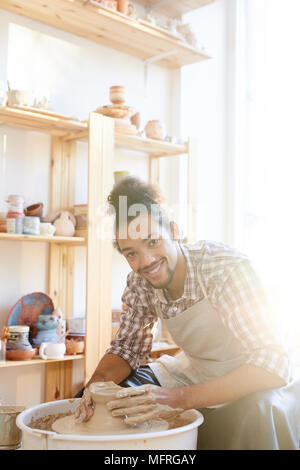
[147,263,161,274]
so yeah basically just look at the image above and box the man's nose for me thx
[138,251,157,271]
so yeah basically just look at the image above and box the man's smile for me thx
[140,259,165,280]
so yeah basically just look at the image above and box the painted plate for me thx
[7,292,54,333]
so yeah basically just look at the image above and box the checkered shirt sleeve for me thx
[106,272,157,370]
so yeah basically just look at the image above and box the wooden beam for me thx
[47,136,77,400]
[85,113,114,383]
[45,361,73,402]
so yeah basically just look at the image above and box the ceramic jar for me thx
[7,326,32,351]
[110,86,126,105]
[6,217,23,234]
[6,195,24,215]
[23,216,40,235]
[145,120,165,140]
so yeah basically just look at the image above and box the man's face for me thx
[117,213,179,290]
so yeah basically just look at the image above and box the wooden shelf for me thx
[0,106,87,138]
[0,107,187,156]
[135,0,215,18]
[0,354,84,368]
[0,233,86,245]
[0,0,210,69]
[114,132,187,156]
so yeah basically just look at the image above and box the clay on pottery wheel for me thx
[52,382,169,436]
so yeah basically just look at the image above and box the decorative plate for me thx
[7,292,55,340]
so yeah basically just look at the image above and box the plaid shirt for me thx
[107,240,292,383]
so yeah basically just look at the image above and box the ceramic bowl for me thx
[5,348,37,361]
[66,338,85,355]
[24,203,43,218]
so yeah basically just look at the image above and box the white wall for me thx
[181,0,229,243]
[0,0,229,407]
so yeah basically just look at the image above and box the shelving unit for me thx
[0,0,205,400]
[0,0,211,68]
[0,106,195,399]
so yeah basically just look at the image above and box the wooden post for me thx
[186,137,198,242]
[149,155,160,185]
[46,137,77,400]
[85,113,114,383]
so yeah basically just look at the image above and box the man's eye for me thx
[126,252,136,259]
[149,239,159,246]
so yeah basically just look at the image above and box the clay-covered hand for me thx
[74,387,95,423]
[106,384,184,425]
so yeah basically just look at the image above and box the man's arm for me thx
[85,353,132,388]
[178,363,285,410]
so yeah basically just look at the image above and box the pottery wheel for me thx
[52,382,169,436]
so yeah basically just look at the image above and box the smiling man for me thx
[75,176,300,450]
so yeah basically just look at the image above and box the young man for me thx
[75,177,300,449]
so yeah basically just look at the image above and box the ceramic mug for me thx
[39,342,66,359]
[117,0,136,16]
[40,222,56,237]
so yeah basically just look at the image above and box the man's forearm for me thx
[182,364,286,410]
[85,353,132,388]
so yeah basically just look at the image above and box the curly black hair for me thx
[107,176,170,249]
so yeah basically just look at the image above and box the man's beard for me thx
[145,264,175,290]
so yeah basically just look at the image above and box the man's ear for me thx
[170,221,180,241]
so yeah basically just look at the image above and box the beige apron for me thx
[149,268,246,400]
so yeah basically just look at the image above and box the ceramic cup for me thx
[6,218,16,234]
[117,0,136,16]
[23,216,40,235]
[39,342,66,360]
[114,170,130,183]
[110,85,126,104]
[40,222,56,237]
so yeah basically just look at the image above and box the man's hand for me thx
[74,387,95,423]
[106,384,185,425]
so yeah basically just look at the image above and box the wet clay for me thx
[29,412,72,431]
[29,383,198,436]
[52,382,170,435]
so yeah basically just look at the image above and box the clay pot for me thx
[66,338,85,355]
[25,203,43,218]
[145,120,165,140]
[53,211,75,237]
[110,86,126,105]
[5,348,37,361]
[117,0,136,16]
